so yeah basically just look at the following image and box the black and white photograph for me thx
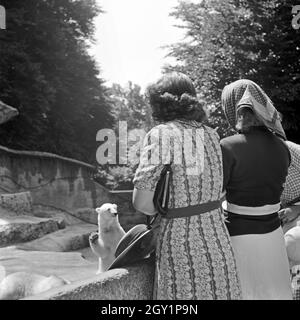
[0,0,300,306]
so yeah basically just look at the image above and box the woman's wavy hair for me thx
[146,72,206,122]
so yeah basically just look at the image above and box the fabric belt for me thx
[225,211,281,236]
[161,200,222,219]
[226,202,280,215]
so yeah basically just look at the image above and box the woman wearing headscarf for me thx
[280,140,300,232]
[220,79,292,300]
[279,140,300,299]
[133,72,242,299]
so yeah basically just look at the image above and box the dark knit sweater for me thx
[220,127,291,207]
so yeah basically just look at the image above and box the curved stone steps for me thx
[32,209,80,227]
[15,224,97,252]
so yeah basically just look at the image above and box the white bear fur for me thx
[0,272,69,300]
[89,203,125,273]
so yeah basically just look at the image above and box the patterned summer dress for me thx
[133,119,242,300]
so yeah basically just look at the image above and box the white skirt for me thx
[227,202,293,300]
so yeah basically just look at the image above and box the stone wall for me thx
[24,258,155,300]
[0,145,145,231]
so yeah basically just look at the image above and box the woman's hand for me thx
[279,205,300,225]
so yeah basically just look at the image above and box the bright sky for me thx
[90,0,186,89]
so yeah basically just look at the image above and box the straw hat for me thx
[107,224,157,270]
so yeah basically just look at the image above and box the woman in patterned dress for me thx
[132,72,241,300]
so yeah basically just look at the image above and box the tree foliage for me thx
[109,82,154,132]
[95,82,153,190]
[0,0,114,163]
[167,0,300,141]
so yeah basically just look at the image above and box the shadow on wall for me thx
[0,146,145,231]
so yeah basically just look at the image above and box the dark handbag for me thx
[153,163,172,216]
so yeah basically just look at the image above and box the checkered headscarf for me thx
[281,141,300,206]
[221,79,286,140]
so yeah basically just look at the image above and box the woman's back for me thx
[135,119,223,209]
[221,127,290,206]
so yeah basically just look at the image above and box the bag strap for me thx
[146,214,158,229]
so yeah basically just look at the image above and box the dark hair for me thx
[235,106,263,132]
[146,72,206,122]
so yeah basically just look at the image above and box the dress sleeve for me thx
[281,141,300,205]
[287,141,300,169]
[220,139,235,192]
[133,125,170,191]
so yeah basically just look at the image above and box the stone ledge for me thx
[0,192,32,214]
[23,258,155,300]
[0,216,61,247]
[0,145,95,170]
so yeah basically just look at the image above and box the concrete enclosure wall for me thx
[24,259,155,300]
[0,146,145,230]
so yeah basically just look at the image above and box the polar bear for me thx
[0,272,70,300]
[89,203,125,273]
